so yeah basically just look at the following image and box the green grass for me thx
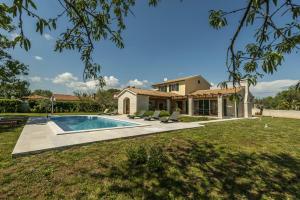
[179,115,215,122]
[0,116,300,199]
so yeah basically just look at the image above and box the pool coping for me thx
[48,115,150,135]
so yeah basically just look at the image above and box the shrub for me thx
[159,110,170,117]
[144,110,154,117]
[0,99,23,113]
[126,145,147,167]
[147,146,166,173]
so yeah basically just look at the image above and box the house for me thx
[116,75,253,118]
[52,94,80,101]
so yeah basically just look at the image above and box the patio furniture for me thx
[128,110,146,119]
[108,109,118,115]
[160,111,180,123]
[0,119,18,127]
[99,108,110,115]
[144,111,161,121]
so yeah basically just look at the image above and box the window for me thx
[159,86,167,92]
[198,80,201,84]
[169,83,179,91]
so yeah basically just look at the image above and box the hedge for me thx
[0,99,108,113]
[0,99,25,113]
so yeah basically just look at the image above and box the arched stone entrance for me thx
[123,98,130,114]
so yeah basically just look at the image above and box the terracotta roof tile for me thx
[152,75,202,86]
[52,94,80,101]
[122,87,183,98]
[190,87,243,97]
[24,95,48,100]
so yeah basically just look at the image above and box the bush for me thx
[159,110,170,117]
[147,146,166,173]
[0,99,23,113]
[126,145,166,173]
[144,110,154,117]
[126,145,148,167]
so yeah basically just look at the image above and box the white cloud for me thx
[251,79,299,97]
[127,79,149,88]
[44,33,53,40]
[34,56,43,61]
[104,76,119,88]
[10,32,19,39]
[53,72,78,84]
[52,72,120,92]
[29,76,41,82]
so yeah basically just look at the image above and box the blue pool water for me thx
[51,116,139,132]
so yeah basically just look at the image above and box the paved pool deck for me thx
[12,115,203,157]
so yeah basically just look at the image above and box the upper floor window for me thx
[159,86,167,92]
[169,83,179,91]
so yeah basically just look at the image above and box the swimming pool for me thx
[49,115,142,134]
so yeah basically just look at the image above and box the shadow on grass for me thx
[95,141,300,199]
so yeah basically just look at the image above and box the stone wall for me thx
[252,108,300,119]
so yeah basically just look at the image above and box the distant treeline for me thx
[255,86,300,110]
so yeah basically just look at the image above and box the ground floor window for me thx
[193,99,218,116]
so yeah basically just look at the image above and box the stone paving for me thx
[12,115,203,157]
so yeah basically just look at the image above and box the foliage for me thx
[144,110,154,117]
[0,99,23,112]
[30,99,51,113]
[0,0,159,86]
[147,146,166,173]
[179,116,213,122]
[1,116,300,199]
[32,89,52,97]
[126,145,148,167]
[159,110,170,117]
[209,0,300,88]
[255,85,300,110]
[126,145,166,173]
[95,88,119,111]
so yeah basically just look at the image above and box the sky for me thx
[7,0,300,97]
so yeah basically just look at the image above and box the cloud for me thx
[44,33,53,40]
[104,76,120,88]
[127,79,149,88]
[251,79,299,97]
[52,72,120,91]
[34,56,43,61]
[53,72,78,84]
[29,76,41,82]
[10,32,19,39]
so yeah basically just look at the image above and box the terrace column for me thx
[188,97,194,116]
[217,95,223,119]
[243,79,250,118]
[166,99,171,112]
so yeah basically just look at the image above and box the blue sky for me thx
[7,0,300,97]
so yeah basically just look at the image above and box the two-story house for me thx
[116,75,253,118]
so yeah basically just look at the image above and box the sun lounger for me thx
[128,110,146,119]
[144,111,161,121]
[0,120,18,127]
[99,108,110,115]
[160,111,180,123]
[108,109,118,115]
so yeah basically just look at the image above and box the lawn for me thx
[0,115,300,199]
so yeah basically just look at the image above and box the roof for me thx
[24,95,48,100]
[52,94,80,101]
[118,87,183,98]
[152,75,209,86]
[190,87,243,97]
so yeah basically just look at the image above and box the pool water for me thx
[50,116,139,132]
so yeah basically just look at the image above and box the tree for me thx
[1,0,299,88]
[255,84,300,110]
[0,0,159,86]
[0,37,30,99]
[209,0,300,87]
[32,89,53,97]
